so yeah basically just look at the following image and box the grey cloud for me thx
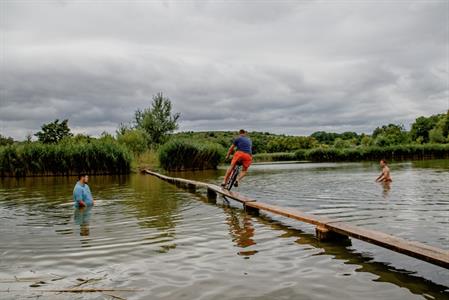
[1,0,448,139]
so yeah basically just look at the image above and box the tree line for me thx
[171,110,449,154]
[1,92,448,175]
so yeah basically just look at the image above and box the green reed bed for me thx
[300,144,449,162]
[0,140,132,177]
[159,140,225,171]
[254,144,449,163]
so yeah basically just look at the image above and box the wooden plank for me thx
[144,170,256,203]
[206,184,256,204]
[144,170,208,188]
[144,170,449,269]
[326,222,449,269]
[245,202,449,268]
[245,202,333,226]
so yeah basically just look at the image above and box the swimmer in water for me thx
[375,159,392,183]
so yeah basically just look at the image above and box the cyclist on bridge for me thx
[221,129,253,188]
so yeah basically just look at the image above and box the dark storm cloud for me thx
[0,0,448,139]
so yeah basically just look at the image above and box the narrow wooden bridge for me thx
[144,170,449,269]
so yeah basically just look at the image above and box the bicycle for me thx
[223,160,242,191]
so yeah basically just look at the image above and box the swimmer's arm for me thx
[375,172,384,182]
[377,169,389,182]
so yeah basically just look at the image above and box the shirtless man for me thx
[375,159,392,182]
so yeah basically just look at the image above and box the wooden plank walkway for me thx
[144,170,449,269]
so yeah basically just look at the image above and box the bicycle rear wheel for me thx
[226,165,240,191]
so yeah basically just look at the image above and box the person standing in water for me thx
[73,173,94,208]
[375,159,392,183]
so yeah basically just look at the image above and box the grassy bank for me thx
[0,140,132,177]
[158,140,225,171]
[251,144,449,163]
[133,149,159,171]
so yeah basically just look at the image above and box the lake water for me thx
[0,160,448,299]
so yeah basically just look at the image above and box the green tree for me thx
[311,131,339,144]
[135,93,180,145]
[340,131,359,140]
[333,138,351,148]
[0,134,14,146]
[34,119,73,144]
[360,135,373,147]
[410,115,441,143]
[442,110,449,137]
[433,110,449,140]
[429,127,445,143]
[117,129,149,155]
[310,131,360,145]
[372,124,409,146]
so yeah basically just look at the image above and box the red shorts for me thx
[231,151,252,171]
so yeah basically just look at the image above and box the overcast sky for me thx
[1,0,448,139]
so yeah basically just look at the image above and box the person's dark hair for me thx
[78,173,87,179]
[239,129,246,134]
[380,159,388,164]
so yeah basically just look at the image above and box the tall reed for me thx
[0,139,132,177]
[158,140,225,170]
[296,144,449,162]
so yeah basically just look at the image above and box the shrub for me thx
[158,140,225,171]
[117,129,149,155]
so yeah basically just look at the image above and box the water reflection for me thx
[253,213,449,300]
[123,175,181,231]
[380,181,391,199]
[1,163,449,300]
[182,184,449,299]
[222,204,257,257]
[74,206,92,237]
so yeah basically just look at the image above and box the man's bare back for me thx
[381,165,392,182]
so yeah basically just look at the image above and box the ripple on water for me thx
[0,162,448,299]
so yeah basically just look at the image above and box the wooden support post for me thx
[315,226,350,244]
[244,204,259,216]
[207,188,217,203]
[187,183,196,192]
[315,226,330,241]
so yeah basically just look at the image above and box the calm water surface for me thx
[0,160,448,299]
